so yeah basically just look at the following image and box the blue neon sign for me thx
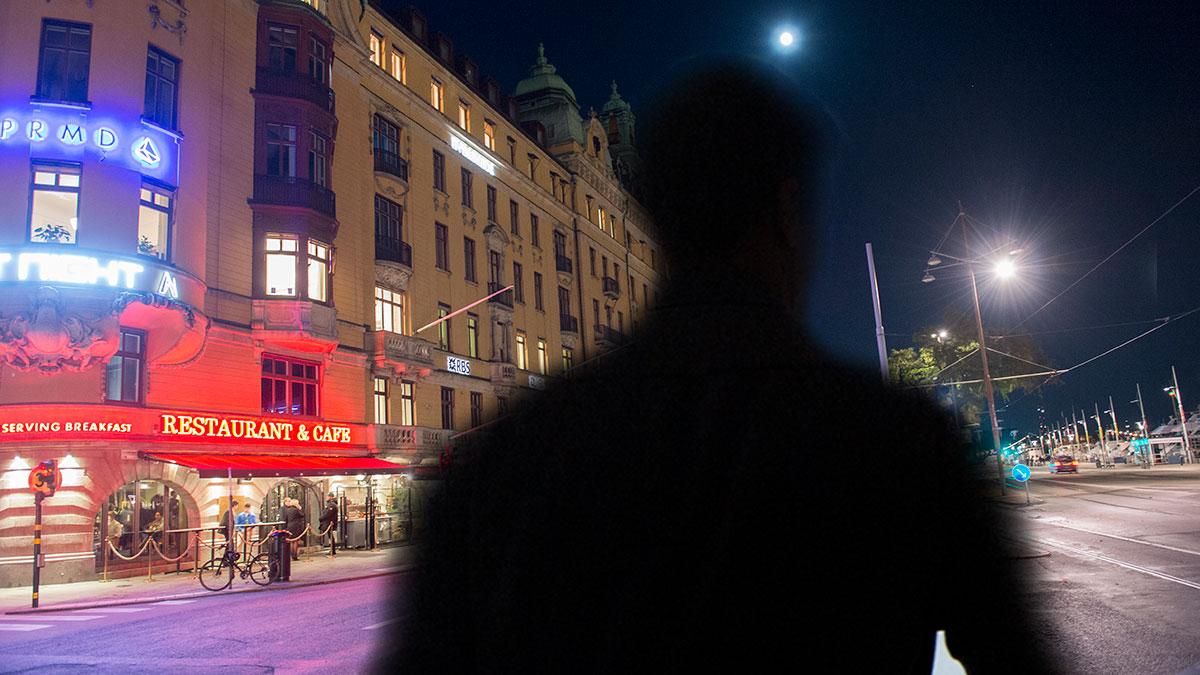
[0,103,179,184]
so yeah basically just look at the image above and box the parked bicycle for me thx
[198,541,273,591]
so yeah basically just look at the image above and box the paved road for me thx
[0,573,404,673]
[1011,465,1200,674]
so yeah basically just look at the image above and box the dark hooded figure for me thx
[382,57,1052,674]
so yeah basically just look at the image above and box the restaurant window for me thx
[309,131,328,187]
[530,213,540,248]
[390,49,406,83]
[483,120,496,151]
[464,237,476,282]
[437,303,451,351]
[137,181,172,260]
[440,387,454,429]
[467,313,479,358]
[267,24,299,72]
[432,150,446,191]
[309,36,329,84]
[144,46,179,130]
[266,124,297,177]
[470,391,483,428]
[430,76,444,111]
[375,286,406,333]
[515,332,527,370]
[457,100,471,131]
[435,223,449,271]
[307,239,330,302]
[461,169,473,208]
[37,20,91,102]
[95,480,189,570]
[536,339,547,375]
[106,329,145,403]
[512,262,524,303]
[561,347,574,374]
[369,30,383,67]
[29,162,80,244]
[265,233,298,296]
[261,354,319,416]
[374,377,389,424]
[399,381,414,425]
[486,185,497,221]
[533,272,544,311]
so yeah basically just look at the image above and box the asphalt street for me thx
[0,573,404,673]
[1010,465,1200,675]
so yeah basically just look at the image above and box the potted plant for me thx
[32,223,72,243]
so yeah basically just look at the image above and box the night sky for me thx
[386,1,1200,435]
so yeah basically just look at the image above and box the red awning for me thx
[142,452,409,478]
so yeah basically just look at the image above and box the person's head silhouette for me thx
[640,57,826,315]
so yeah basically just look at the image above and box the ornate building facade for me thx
[0,0,663,587]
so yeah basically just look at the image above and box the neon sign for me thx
[450,134,496,176]
[160,413,353,444]
[0,251,144,288]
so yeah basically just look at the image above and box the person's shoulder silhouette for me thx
[383,57,1053,674]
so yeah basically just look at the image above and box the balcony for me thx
[375,235,412,268]
[487,281,513,309]
[555,255,573,274]
[559,314,579,334]
[254,67,335,113]
[370,330,435,371]
[374,149,409,182]
[595,324,624,348]
[371,424,450,454]
[602,276,620,299]
[251,175,336,219]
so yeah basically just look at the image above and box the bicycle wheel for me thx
[248,553,273,586]
[198,559,232,591]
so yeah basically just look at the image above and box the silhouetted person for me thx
[383,58,1052,674]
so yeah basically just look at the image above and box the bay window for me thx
[137,182,172,259]
[375,286,406,333]
[265,234,298,296]
[30,162,80,244]
[307,239,330,302]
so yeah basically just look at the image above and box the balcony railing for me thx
[375,235,412,267]
[373,149,409,181]
[372,424,450,452]
[602,276,620,298]
[487,281,513,308]
[559,314,579,333]
[251,174,336,218]
[595,324,624,347]
[254,67,335,113]
[555,254,573,274]
[370,330,434,367]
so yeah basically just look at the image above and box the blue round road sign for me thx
[1011,463,1031,482]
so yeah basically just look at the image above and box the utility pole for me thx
[866,243,889,384]
[1094,402,1105,463]
[962,209,1005,495]
[1173,366,1192,463]
[1136,383,1152,467]
[1107,395,1119,467]
[1079,408,1091,459]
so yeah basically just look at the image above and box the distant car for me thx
[1049,455,1079,474]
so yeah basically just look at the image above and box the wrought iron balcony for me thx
[254,67,335,113]
[375,235,412,267]
[373,149,409,181]
[559,314,579,334]
[602,275,620,298]
[595,324,624,347]
[487,281,513,308]
[555,254,573,274]
[251,175,336,218]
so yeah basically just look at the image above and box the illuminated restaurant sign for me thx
[0,247,197,306]
[159,413,352,444]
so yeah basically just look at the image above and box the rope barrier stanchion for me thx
[150,535,196,564]
[100,542,111,583]
[105,537,153,562]
[192,533,200,578]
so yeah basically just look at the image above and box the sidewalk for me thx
[0,544,421,615]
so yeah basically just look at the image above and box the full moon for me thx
[779,31,795,46]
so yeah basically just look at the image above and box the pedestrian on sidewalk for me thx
[319,493,339,557]
[283,497,305,562]
[236,501,258,531]
[218,499,238,547]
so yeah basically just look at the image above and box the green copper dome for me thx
[514,43,577,104]
[602,80,631,114]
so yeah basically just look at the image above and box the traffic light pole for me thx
[32,492,42,608]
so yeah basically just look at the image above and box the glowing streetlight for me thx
[995,258,1016,279]
[779,31,795,47]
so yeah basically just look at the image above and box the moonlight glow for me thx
[779,31,794,46]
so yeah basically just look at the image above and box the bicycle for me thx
[197,543,273,591]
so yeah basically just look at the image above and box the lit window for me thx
[144,46,180,130]
[309,36,328,85]
[265,234,298,296]
[106,329,145,403]
[266,124,296,177]
[390,49,406,83]
[437,303,451,351]
[309,131,328,187]
[307,239,330,302]
[457,100,471,131]
[267,24,298,72]
[430,77,444,111]
[369,30,383,67]
[374,286,406,333]
[399,380,414,425]
[561,346,573,374]
[467,313,479,358]
[537,339,547,375]
[373,377,389,424]
[29,163,80,244]
[483,120,496,151]
[515,333,527,370]
[261,354,319,416]
[37,20,91,102]
[137,182,172,260]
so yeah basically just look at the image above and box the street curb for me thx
[2,563,420,615]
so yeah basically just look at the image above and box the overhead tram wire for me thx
[992,317,1169,339]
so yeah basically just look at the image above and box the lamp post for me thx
[1135,383,1151,467]
[1166,365,1192,463]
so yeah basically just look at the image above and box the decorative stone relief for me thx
[0,287,116,373]
[148,1,189,45]
[375,262,412,291]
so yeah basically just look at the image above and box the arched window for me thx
[94,480,190,570]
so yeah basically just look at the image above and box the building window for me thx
[309,131,328,187]
[457,100,471,131]
[467,313,479,358]
[536,339,547,375]
[262,354,319,416]
[440,387,454,429]
[29,163,80,244]
[105,329,145,403]
[527,153,537,179]
[309,36,329,84]
[602,255,609,278]
[483,120,496,151]
[265,234,298,296]
[375,286,406,333]
[592,299,600,327]
[554,231,567,259]
[137,182,172,260]
[486,185,497,221]
[307,240,330,302]
[372,115,401,167]
[643,283,649,308]
[464,237,476,283]
[369,30,383,67]
[437,303,451,351]
[373,377,389,424]
[37,20,91,102]
[374,194,403,249]
[488,250,502,285]
[512,263,524,303]
[533,272,544,311]
[461,169,473,208]
[390,49,406,83]
[598,205,607,231]
[432,150,446,192]
[561,346,574,374]
[144,46,179,130]
[589,247,596,276]
[267,24,299,72]
[530,214,540,248]
[435,223,449,271]
[470,391,483,428]
[557,286,571,318]
[618,311,624,334]
[515,333,527,370]
[509,200,519,236]
[497,396,509,416]
[430,77,444,111]
[399,380,414,425]
[266,124,297,177]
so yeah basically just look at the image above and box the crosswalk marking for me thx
[0,615,100,622]
[0,624,52,631]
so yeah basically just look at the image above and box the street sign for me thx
[1011,463,1031,482]
[28,460,60,496]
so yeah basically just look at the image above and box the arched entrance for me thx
[93,479,195,571]
[261,479,322,547]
